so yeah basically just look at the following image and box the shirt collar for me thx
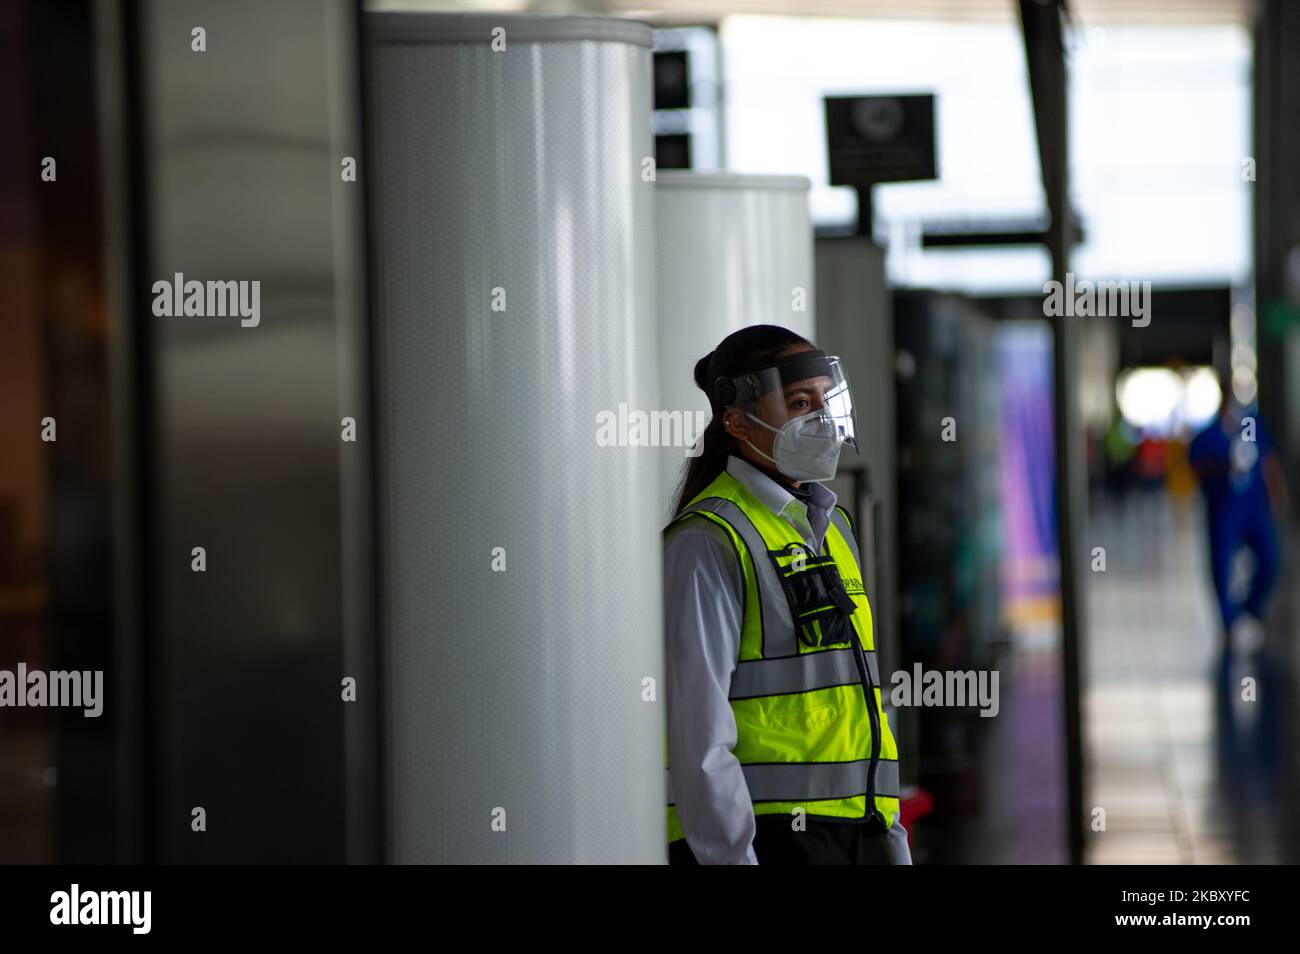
[725,454,837,518]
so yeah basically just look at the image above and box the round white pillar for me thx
[367,12,663,863]
[655,171,814,519]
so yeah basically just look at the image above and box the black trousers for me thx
[668,814,912,865]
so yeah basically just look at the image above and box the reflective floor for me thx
[1086,490,1300,864]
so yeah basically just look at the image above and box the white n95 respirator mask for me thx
[744,410,844,482]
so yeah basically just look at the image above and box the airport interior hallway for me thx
[1085,491,1300,863]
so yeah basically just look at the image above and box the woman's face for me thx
[723,344,833,469]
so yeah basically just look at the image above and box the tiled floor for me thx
[1085,491,1293,864]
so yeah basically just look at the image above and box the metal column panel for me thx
[366,13,663,863]
[1020,0,1084,865]
[133,0,374,862]
[655,171,813,519]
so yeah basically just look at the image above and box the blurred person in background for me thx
[1133,431,1168,496]
[1189,372,1288,652]
[1163,426,1198,522]
[1104,412,1136,501]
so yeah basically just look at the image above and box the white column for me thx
[367,12,662,863]
[655,171,814,520]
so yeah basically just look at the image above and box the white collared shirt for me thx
[662,454,838,864]
[724,455,837,552]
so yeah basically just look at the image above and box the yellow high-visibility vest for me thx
[665,468,901,844]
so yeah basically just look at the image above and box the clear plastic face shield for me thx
[715,350,858,481]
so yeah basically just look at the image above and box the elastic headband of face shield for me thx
[712,349,859,451]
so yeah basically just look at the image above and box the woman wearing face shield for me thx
[663,324,911,865]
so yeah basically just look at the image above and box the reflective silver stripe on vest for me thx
[666,759,901,807]
[828,507,860,568]
[728,646,879,700]
[677,496,797,656]
[743,758,901,803]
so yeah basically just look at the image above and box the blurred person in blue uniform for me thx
[1188,374,1288,651]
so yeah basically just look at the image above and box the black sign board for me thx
[654,50,691,111]
[655,133,692,171]
[825,94,937,188]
